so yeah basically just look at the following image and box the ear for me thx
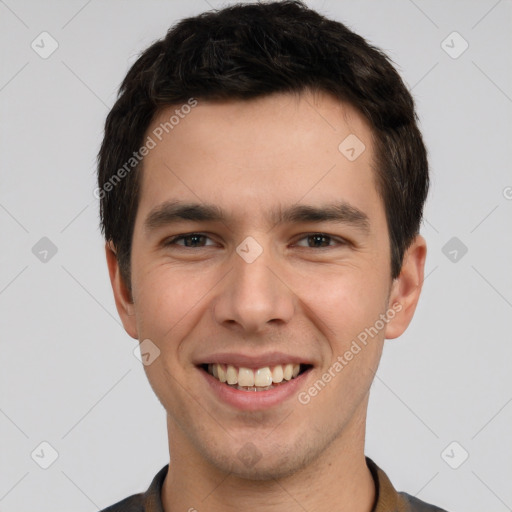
[384,235,427,339]
[105,242,138,339]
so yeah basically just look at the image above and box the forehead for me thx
[137,91,383,230]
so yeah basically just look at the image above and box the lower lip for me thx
[199,367,312,411]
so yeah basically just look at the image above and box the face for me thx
[107,90,426,480]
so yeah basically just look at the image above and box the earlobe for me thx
[384,235,427,340]
[105,242,139,339]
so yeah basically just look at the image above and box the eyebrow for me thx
[144,200,370,234]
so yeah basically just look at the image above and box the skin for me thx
[106,90,426,512]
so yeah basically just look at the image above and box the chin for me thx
[231,456,306,481]
[202,439,317,481]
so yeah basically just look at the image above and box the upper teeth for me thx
[208,363,301,387]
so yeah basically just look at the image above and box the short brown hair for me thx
[97,0,429,290]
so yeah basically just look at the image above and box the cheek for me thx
[303,274,387,404]
[296,268,387,341]
[132,263,212,344]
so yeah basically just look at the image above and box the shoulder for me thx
[99,493,145,512]
[365,456,450,512]
[98,464,169,512]
[399,491,451,512]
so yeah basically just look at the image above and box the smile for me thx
[203,363,310,391]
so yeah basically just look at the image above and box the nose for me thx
[213,243,295,334]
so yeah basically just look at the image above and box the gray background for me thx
[1,1,511,511]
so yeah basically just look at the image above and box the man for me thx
[97,1,448,510]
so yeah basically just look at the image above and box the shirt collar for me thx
[366,456,410,512]
[141,456,408,512]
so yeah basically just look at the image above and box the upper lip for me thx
[195,351,314,368]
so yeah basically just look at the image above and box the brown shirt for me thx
[100,457,449,512]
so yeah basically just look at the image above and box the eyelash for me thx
[163,232,347,249]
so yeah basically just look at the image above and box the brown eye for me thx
[165,233,214,248]
[295,233,342,248]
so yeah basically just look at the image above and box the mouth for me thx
[199,363,313,392]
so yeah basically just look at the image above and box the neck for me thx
[161,410,376,512]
